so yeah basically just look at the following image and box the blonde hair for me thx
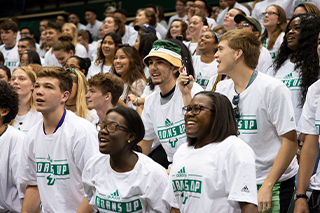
[62,23,78,46]
[12,66,37,110]
[68,68,89,119]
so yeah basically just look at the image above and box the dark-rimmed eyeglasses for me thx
[262,12,278,16]
[182,104,215,115]
[96,122,131,133]
[232,94,240,120]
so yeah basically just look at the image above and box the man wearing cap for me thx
[140,40,203,168]
[234,14,272,74]
[215,29,298,213]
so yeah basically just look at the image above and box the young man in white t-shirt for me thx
[168,0,188,27]
[85,8,103,42]
[0,20,20,72]
[86,72,124,122]
[19,66,99,212]
[140,40,203,166]
[215,29,298,213]
[43,21,62,67]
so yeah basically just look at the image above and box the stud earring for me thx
[128,140,130,143]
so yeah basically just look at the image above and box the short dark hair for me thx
[19,37,36,49]
[114,9,128,17]
[68,56,91,76]
[187,91,238,147]
[88,73,124,106]
[0,20,18,32]
[0,65,11,80]
[68,13,79,18]
[0,81,19,124]
[45,21,62,33]
[20,27,35,35]
[107,106,144,152]
[85,8,97,14]
[145,4,157,13]
[37,66,73,94]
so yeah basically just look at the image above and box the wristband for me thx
[294,194,308,201]
[133,98,139,106]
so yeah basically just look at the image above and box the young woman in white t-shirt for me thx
[260,5,287,61]
[82,106,169,212]
[10,66,42,133]
[163,91,258,213]
[87,33,122,79]
[62,23,87,58]
[165,19,188,41]
[112,45,147,109]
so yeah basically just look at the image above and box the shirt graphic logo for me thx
[176,167,187,178]
[95,193,142,212]
[107,190,120,200]
[195,72,209,87]
[165,118,174,127]
[236,115,258,136]
[169,138,178,148]
[241,185,250,193]
[157,118,186,148]
[36,154,70,186]
[281,73,301,89]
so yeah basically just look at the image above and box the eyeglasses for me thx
[194,5,205,9]
[262,12,278,16]
[182,104,215,115]
[232,94,240,120]
[96,122,132,133]
[235,23,251,29]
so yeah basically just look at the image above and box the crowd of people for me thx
[1,0,320,212]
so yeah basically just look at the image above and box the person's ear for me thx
[235,49,243,61]
[62,90,70,103]
[0,108,10,117]
[253,31,259,37]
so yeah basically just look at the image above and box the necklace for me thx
[66,104,76,107]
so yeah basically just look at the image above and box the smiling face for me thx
[10,69,34,98]
[135,11,150,26]
[104,17,118,34]
[198,31,217,53]
[148,56,177,86]
[20,53,29,66]
[101,36,116,58]
[114,49,130,76]
[98,111,130,154]
[170,21,182,39]
[286,17,301,51]
[62,25,74,38]
[185,94,215,147]
[45,28,60,46]
[214,40,237,75]
[223,9,240,31]
[263,6,279,29]
[33,77,69,114]
[188,16,203,38]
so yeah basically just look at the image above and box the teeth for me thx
[187,121,196,124]
[100,138,107,142]
[152,74,160,76]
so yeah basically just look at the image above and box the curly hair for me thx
[273,14,320,107]
[0,81,19,124]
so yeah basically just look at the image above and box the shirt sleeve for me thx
[141,95,158,141]
[82,156,98,212]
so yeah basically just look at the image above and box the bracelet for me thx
[133,98,139,106]
[298,139,304,147]
[294,194,308,201]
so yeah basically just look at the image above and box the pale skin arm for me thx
[257,130,298,213]
[177,66,194,106]
[76,197,94,213]
[21,185,41,213]
[170,207,180,213]
[240,202,258,213]
[138,139,154,156]
[294,134,319,213]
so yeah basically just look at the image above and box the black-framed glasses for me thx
[232,94,240,119]
[96,122,131,133]
[262,12,278,16]
[235,23,251,29]
[182,104,215,115]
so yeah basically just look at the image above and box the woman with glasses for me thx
[65,56,91,77]
[65,68,98,124]
[268,14,320,124]
[82,106,169,212]
[260,5,287,61]
[163,91,258,212]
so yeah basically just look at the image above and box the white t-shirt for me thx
[263,32,284,62]
[43,47,61,67]
[122,25,137,45]
[87,61,111,80]
[216,2,251,25]
[18,110,99,212]
[183,41,197,56]
[0,125,25,212]
[75,43,87,58]
[86,20,103,41]
[205,74,229,91]
[168,14,188,29]
[156,23,168,40]
[297,79,320,190]
[0,43,19,73]
[256,46,273,73]
[192,55,218,89]
[83,152,170,213]
[216,72,298,184]
[78,23,87,31]
[121,79,146,109]
[267,59,302,124]
[163,136,257,213]
[13,108,42,134]
[142,82,203,162]
[206,17,217,29]
[252,0,294,32]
